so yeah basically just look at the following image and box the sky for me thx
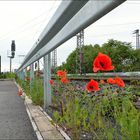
[0,0,140,72]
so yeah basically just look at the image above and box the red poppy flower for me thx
[107,78,116,84]
[61,77,69,84]
[57,70,67,78]
[50,79,54,85]
[93,53,114,72]
[18,89,23,96]
[25,77,30,81]
[115,77,125,87]
[100,79,105,84]
[86,79,100,91]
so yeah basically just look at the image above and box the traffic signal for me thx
[11,40,15,52]
[11,40,16,58]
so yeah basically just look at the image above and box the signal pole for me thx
[133,29,140,49]
[10,57,12,73]
[0,56,1,74]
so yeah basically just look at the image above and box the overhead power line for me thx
[85,29,133,38]
[126,2,140,5]
[95,21,140,27]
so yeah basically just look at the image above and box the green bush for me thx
[59,39,140,73]
[0,72,16,79]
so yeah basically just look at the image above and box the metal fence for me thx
[17,0,126,110]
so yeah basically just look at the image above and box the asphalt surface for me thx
[0,80,37,140]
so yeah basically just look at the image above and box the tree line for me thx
[58,39,140,73]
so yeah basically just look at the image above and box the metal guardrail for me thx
[18,0,126,71]
[17,0,126,109]
[18,0,89,71]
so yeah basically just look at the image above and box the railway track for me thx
[51,72,140,82]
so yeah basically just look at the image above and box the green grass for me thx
[16,77,44,106]
[30,79,44,106]
[51,82,140,139]
[16,77,140,139]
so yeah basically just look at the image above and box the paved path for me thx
[0,80,37,140]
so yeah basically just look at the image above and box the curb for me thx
[26,104,43,140]
[15,81,71,140]
[38,106,71,140]
[0,78,15,81]
[14,82,43,140]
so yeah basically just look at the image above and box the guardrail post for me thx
[30,63,34,91]
[18,71,21,80]
[24,68,27,80]
[21,70,24,80]
[17,72,19,79]
[43,53,51,110]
